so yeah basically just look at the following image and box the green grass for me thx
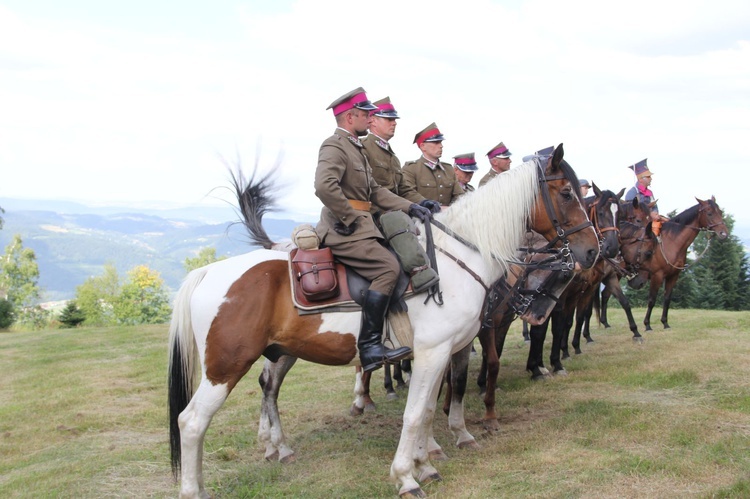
[2,310,750,497]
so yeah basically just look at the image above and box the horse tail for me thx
[168,267,207,479]
[227,163,283,250]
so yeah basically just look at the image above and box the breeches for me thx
[327,238,400,295]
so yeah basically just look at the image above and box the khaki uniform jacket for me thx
[478,168,500,188]
[461,183,475,193]
[402,157,464,206]
[314,129,412,246]
[361,134,424,205]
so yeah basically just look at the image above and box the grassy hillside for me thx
[2,309,750,497]
[0,207,302,301]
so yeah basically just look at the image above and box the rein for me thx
[658,227,715,271]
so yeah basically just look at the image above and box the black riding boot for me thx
[358,290,412,373]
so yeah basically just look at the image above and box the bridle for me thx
[611,221,651,281]
[426,159,592,322]
[588,196,619,252]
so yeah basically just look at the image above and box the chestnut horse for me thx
[167,146,600,498]
[629,197,728,330]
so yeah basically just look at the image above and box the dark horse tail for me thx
[227,167,283,250]
[167,267,207,479]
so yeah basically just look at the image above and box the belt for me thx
[348,199,372,211]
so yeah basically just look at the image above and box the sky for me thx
[2,0,749,230]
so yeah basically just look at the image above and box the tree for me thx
[184,247,226,273]
[112,265,171,325]
[59,301,86,328]
[0,298,13,329]
[0,234,41,312]
[75,263,120,326]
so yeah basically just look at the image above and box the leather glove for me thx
[333,220,356,236]
[408,203,432,223]
[418,199,442,214]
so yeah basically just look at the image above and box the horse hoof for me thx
[364,402,377,413]
[554,368,568,376]
[585,338,594,344]
[422,472,443,484]
[280,453,296,464]
[264,450,279,461]
[562,352,570,360]
[539,367,550,375]
[663,325,671,330]
[483,419,500,432]
[429,449,449,461]
[645,326,653,331]
[386,392,399,401]
[349,405,364,417]
[458,440,480,450]
[574,349,582,355]
[603,324,611,329]
[400,487,427,498]
[633,337,644,344]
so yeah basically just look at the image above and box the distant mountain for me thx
[0,198,308,301]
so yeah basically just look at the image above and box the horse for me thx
[526,186,622,377]
[630,197,729,330]
[596,198,658,338]
[167,145,600,498]
[443,230,580,435]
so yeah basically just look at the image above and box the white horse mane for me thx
[435,159,539,272]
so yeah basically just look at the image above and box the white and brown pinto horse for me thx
[168,145,600,498]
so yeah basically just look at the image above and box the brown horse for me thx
[597,197,658,337]
[167,147,600,498]
[632,197,729,330]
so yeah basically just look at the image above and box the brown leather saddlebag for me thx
[291,248,339,301]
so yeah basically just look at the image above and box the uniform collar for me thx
[371,133,390,150]
[422,155,443,170]
[335,127,363,147]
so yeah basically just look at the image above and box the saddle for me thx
[288,247,412,315]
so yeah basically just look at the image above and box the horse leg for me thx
[397,359,412,388]
[571,306,584,355]
[391,346,451,497]
[178,378,230,499]
[384,363,398,401]
[550,310,568,374]
[527,317,550,380]
[643,277,662,331]
[582,296,595,343]
[600,283,612,328]
[611,279,642,342]
[446,343,479,449]
[476,326,493,395]
[522,320,530,342]
[661,274,679,329]
[482,319,511,432]
[350,367,376,416]
[258,356,297,463]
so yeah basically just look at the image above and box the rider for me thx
[479,141,512,187]
[624,159,665,239]
[579,179,591,198]
[453,153,479,193]
[402,123,465,207]
[361,97,440,213]
[314,87,432,373]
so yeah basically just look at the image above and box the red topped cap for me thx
[414,122,445,145]
[326,87,377,116]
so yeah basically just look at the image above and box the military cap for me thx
[413,122,445,145]
[372,97,400,119]
[486,141,512,159]
[327,87,377,116]
[579,179,591,188]
[522,145,555,163]
[628,159,652,178]
[454,153,479,172]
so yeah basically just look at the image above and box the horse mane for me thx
[437,159,540,272]
[663,203,700,237]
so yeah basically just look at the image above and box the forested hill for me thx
[0,198,306,301]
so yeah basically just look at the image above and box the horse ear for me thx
[631,197,639,208]
[711,195,716,202]
[593,183,602,197]
[616,187,626,200]
[648,200,658,209]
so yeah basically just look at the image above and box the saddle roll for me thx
[379,210,439,294]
